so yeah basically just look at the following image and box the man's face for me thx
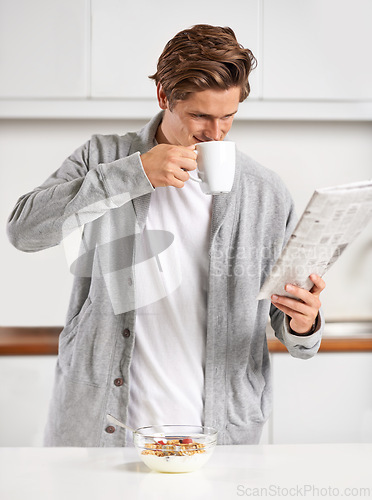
[158,86,241,146]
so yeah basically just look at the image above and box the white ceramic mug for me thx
[189,141,236,194]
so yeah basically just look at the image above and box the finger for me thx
[284,283,321,309]
[180,146,197,159]
[174,168,190,182]
[179,157,197,171]
[271,294,308,315]
[309,274,326,296]
[271,299,315,331]
[271,298,306,319]
[284,284,312,304]
[171,177,185,189]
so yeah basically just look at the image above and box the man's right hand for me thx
[140,144,197,188]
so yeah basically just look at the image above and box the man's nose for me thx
[205,119,222,141]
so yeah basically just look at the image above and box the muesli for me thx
[141,438,206,457]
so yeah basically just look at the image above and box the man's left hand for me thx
[271,274,326,335]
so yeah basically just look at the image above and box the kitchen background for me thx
[0,0,371,446]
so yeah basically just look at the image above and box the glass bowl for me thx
[133,425,218,473]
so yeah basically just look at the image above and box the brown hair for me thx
[149,24,257,109]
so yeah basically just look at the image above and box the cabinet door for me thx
[91,0,260,99]
[263,0,372,100]
[271,352,372,444]
[0,0,89,98]
[0,356,57,446]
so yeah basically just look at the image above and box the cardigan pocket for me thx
[58,296,106,387]
[59,296,93,349]
[57,296,116,387]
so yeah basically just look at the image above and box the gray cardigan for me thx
[7,112,322,446]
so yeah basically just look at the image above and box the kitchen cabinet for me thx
[1,0,372,118]
[271,352,372,444]
[90,0,260,99]
[1,347,371,446]
[0,356,56,446]
[0,0,89,98]
[262,0,372,100]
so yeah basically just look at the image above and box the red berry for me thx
[157,440,166,445]
[181,438,193,444]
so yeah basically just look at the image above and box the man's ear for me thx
[157,83,168,110]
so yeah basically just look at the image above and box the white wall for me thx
[230,120,372,320]
[1,118,371,325]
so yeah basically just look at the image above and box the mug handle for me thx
[182,168,202,183]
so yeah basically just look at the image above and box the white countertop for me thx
[0,444,371,500]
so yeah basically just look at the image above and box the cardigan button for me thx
[122,328,131,338]
[114,378,124,387]
[105,426,115,434]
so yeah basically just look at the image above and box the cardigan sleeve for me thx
[6,137,154,252]
[270,304,323,359]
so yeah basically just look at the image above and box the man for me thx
[7,25,325,446]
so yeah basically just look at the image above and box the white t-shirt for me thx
[127,174,212,443]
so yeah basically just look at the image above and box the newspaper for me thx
[257,179,372,300]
